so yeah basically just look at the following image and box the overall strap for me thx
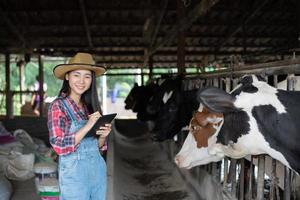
[60,98,77,122]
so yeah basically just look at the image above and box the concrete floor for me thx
[108,119,225,200]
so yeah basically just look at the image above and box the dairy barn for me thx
[0,0,300,199]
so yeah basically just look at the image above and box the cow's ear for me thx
[197,87,238,113]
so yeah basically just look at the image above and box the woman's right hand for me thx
[86,111,101,129]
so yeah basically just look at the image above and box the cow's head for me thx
[175,104,225,169]
[197,75,287,157]
[146,76,185,141]
[146,77,181,115]
[124,83,140,111]
[124,82,158,121]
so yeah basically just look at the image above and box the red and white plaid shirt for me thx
[47,96,89,155]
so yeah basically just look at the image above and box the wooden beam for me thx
[38,55,44,117]
[150,0,220,55]
[297,0,300,49]
[149,0,169,50]
[78,0,93,47]
[0,35,293,49]
[197,58,300,78]
[0,8,26,47]
[177,0,186,75]
[17,60,25,104]
[149,56,153,79]
[14,20,296,32]
[215,0,269,51]
[5,53,13,118]
[0,48,298,60]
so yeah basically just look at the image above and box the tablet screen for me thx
[86,113,117,137]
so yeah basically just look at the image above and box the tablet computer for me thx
[87,113,117,136]
[92,113,117,130]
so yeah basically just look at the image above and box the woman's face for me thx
[66,69,92,97]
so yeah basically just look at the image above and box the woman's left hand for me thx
[96,124,112,138]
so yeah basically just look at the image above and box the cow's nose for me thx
[174,155,181,166]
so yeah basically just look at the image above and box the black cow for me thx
[124,82,157,121]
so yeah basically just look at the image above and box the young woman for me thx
[47,52,111,200]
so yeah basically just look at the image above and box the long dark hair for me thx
[58,71,102,115]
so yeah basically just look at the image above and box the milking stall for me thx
[0,0,300,200]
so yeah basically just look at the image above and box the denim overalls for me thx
[59,99,107,200]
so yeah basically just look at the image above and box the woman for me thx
[47,52,111,200]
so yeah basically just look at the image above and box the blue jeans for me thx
[58,137,107,200]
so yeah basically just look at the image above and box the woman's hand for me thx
[96,124,112,139]
[86,111,101,129]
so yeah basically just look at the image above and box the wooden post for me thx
[222,77,230,190]
[177,0,186,75]
[283,74,293,200]
[213,78,219,87]
[17,60,25,105]
[248,156,254,200]
[270,75,279,200]
[239,158,245,200]
[284,167,291,200]
[269,159,278,200]
[5,53,13,118]
[211,162,217,179]
[223,158,229,189]
[273,74,278,88]
[256,155,265,200]
[230,159,237,197]
[141,67,144,86]
[38,55,44,117]
[149,56,153,80]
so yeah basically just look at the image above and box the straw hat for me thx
[53,52,106,80]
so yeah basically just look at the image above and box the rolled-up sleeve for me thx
[47,100,76,155]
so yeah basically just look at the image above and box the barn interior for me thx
[0,0,300,199]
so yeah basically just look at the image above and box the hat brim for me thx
[53,63,106,80]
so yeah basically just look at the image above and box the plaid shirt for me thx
[47,96,89,155]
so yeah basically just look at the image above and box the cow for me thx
[175,74,300,174]
[124,82,158,121]
[146,76,199,141]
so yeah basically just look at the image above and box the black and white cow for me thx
[175,74,300,174]
[147,76,199,141]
